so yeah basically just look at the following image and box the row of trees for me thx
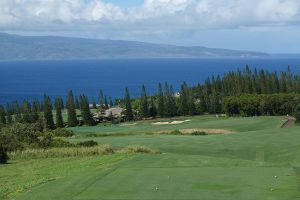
[122,82,198,121]
[1,66,300,129]
[192,66,300,114]
[223,93,300,117]
[0,90,95,130]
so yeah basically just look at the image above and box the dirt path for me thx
[281,117,296,128]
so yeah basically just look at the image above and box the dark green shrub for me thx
[0,131,24,151]
[52,128,74,137]
[1,123,39,145]
[51,139,74,148]
[38,133,74,148]
[77,140,98,147]
[0,147,9,164]
[170,130,182,135]
[191,131,208,136]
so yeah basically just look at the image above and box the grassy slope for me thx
[2,116,300,200]
[0,154,131,200]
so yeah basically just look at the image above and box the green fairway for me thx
[69,115,284,135]
[2,116,300,200]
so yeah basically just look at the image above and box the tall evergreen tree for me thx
[43,95,55,130]
[157,82,164,118]
[79,95,95,126]
[0,105,6,124]
[13,101,22,123]
[124,87,134,121]
[149,97,157,117]
[55,97,64,128]
[31,100,40,122]
[99,90,105,109]
[92,97,97,109]
[22,100,32,123]
[5,103,12,124]
[162,82,177,117]
[140,85,149,118]
[179,83,189,115]
[75,96,80,109]
[104,96,109,109]
[169,85,177,117]
[66,90,78,127]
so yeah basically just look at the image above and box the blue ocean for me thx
[1,58,300,105]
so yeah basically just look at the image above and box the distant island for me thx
[0,33,269,61]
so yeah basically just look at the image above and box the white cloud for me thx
[1,0,300,28]
[1,0,300,50]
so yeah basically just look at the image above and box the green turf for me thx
[2,116,300,200]
[69,115,284,135]
[0,154,130,200]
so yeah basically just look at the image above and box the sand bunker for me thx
[120,123,137,126]
[152,120,191,125]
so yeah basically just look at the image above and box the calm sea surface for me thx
[1,58,300,105]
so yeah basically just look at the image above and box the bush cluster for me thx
[191,131,208,136]
[77,140,98,147]
[0,123,74,151]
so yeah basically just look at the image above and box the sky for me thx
[1,0,300,53]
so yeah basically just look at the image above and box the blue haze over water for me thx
[0,58,300,105]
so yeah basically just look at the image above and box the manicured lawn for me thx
[69,115,284,135]
[1,116,300,200]
[0,154,130,200]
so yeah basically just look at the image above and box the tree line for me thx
[1,66,300,130]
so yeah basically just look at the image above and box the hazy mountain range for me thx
[0,33,269,60]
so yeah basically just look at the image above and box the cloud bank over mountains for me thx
[1,0,299,30]
[1,0,300,53]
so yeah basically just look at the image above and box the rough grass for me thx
[118,145,161,154]
[8,145,114,159]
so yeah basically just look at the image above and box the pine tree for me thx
[124,87,134,121]
[66,90,78,127]
[75,96,80,109]
[99,90,105,109]
[0,105,6,124]
[22,100,32,123]
[13,101,22,123]
[5,103,12,124]
[169,85,177,117]
[79,95,95,126]
[157,82,164,118]
[149,97,157,117]
[179,82,189,115]
[55,97,64,128]
[140,84,149,118]
[104,96,109,109]
[32,100,40,122]
[43,95,55,130]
